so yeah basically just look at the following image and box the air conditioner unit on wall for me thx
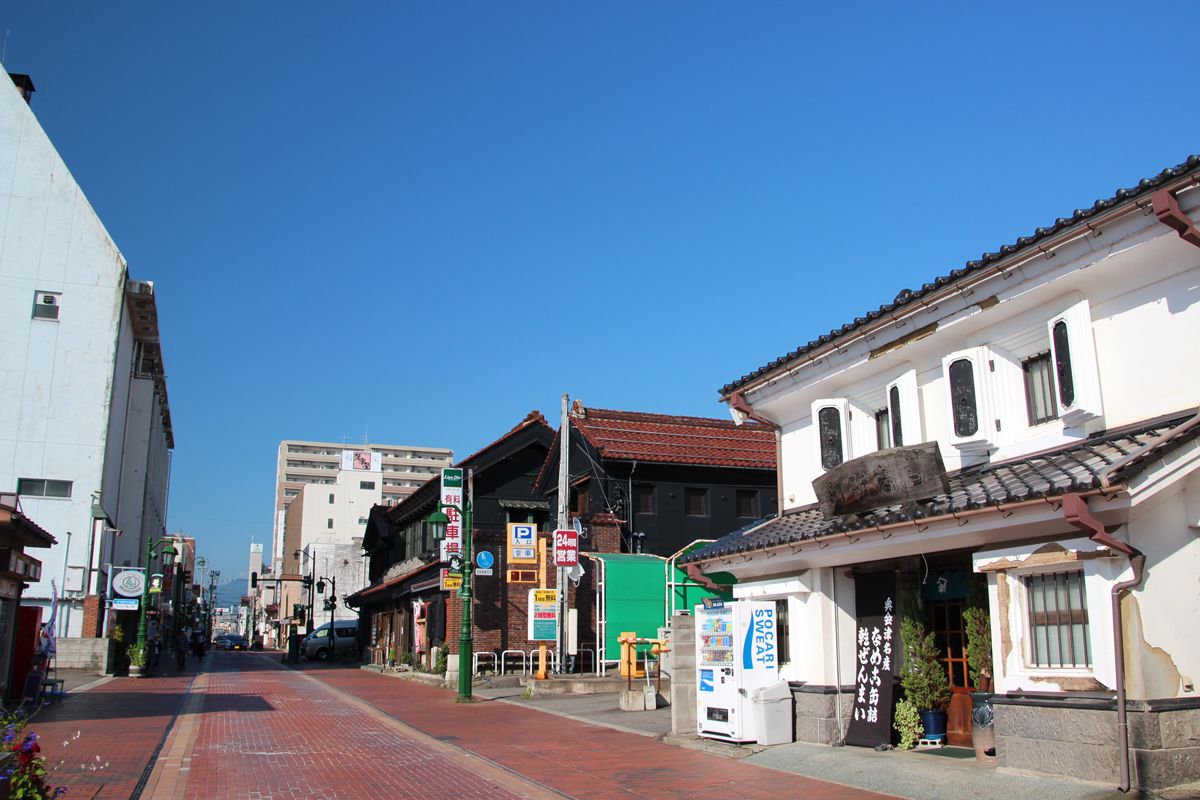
[32,291,60,320]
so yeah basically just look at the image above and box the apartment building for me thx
[270,441,452,569]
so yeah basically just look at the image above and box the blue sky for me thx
[3,2,1197,585]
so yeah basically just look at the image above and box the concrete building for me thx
[270,442,452,571]
[684,155,1200,792]
[0,67,175,643]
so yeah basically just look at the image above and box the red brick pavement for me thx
[29,668,195,800]
[302,661,900,800]
[186,654,535,800]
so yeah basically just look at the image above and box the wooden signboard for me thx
[812,442,949,518]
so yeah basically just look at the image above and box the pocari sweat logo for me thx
[742,607,776,670]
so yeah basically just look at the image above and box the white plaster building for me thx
[685,155,1200,792]
[0,67,175,640]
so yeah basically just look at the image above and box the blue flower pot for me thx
[919,709,947,742]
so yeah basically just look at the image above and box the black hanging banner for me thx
[844,574,896,748]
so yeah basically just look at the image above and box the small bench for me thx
[40,678,65,701]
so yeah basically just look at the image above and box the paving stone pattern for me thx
[186,655,527,800]
[306,661,900,800]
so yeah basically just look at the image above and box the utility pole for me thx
[557,393,569,674]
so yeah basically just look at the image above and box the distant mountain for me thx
[216,579,248,607]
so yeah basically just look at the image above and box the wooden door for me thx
[929,600,973,747]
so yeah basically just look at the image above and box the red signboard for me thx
[552,529,578,567]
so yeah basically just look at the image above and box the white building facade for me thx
[0,67,175,640]
[685,156,1200,792]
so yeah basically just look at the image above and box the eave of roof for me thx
[683,409,1200,565]
[720,155,1200,398]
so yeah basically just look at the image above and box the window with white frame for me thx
[1022,570,1091,669]
[1047,298,1103,426]
[874,408,892,449]
[1022,351,1058,426]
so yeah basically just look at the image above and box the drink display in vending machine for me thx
[694,599,778,742]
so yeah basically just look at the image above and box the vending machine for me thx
[694,600,778,742]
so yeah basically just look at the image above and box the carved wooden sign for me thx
[812,442,949,518]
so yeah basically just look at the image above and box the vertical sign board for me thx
[528,589,558,641]
[439,468,464,563]
[552,529,578,567]
[844,576,896,748]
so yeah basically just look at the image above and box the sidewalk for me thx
[378,668,1144,800]
[300,659,898,800]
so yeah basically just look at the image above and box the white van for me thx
[302,620,358,660]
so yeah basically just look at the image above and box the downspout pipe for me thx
[1152,188,1200,248]
[1063,492,1146,793]
[728,392,783,520]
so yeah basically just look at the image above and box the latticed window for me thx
[1023,351,1059,425]
[1023,571,1091,668]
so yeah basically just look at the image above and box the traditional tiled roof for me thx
[682,409,1200,564]
[720,155,1200,397]
[570,403,776,469]
[532,403,776,493]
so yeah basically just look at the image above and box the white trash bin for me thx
[750,679,794,745]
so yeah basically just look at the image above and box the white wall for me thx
[763,193,1200,510]
[0,68,174,636]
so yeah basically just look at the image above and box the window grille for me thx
[818,406,844,469]
[948,358,979,437]
[684,488,707,516]
[1023,351,1059,425]
[1052,320,1075,407]
[888,385,904,446]
[1024,571,1091,668]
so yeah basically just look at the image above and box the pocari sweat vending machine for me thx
[694,600,778,742]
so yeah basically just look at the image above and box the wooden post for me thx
[536,535,548,680]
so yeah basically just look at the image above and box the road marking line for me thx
[140,673,208,800]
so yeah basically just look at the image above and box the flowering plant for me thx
[1,713,66,799]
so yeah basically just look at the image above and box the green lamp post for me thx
[427,494,473,702]
[136,538,178,653]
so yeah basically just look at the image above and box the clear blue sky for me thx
[3,2,1197,587]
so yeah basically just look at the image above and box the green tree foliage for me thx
[962,606,993,689]
[893,699,923,750]
[899,615,951,711]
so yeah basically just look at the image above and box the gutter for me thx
[728,392,784,522]
[1152,188,1200,248]
[1063,492,1146,793]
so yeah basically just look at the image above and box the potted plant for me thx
[127,643,147,678]
[899,615,951,744]
[893,698,923,750]
[963,605,997,763]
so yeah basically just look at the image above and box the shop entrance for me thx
[927,597,973,747]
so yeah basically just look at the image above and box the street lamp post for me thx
[136,537,177,654]
[427,489,473,702]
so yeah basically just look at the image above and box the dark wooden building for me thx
[533,401,778,558]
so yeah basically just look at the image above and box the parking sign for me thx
[507,523,537,564]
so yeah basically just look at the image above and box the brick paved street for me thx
[25,651,901,800]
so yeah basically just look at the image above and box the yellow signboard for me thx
[440,569,462,591]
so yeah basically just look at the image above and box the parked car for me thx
[302,621,358,661]
[217,634,248,651]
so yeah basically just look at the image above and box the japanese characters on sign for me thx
[440,568,462,591]
[844,576,896,748]
[439,468,464,563]
[507,523,537,565]
[528,588,558,641]
[552,529,578,567]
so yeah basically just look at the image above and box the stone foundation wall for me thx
[791,686,855,744]
[994,699,1200,790]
